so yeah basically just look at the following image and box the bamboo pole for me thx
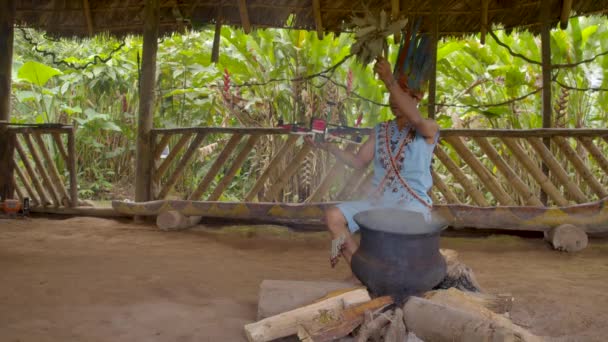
[208,135,260,201]
[527,137,587,203]
[22,133,60,206]
[306,145,356,203]
[540,0,553,205]
[474,137,542,206]
[560,0,573,29]
[312,0,323,40]
[501,137,568,206]
[83,0,94,36]
[0,1,15,201]
[306,162,346,203]
[351,170,374,199]
[553,136,608,198]
[189,134,243,200]
[33,133,70,205]
[0,127,15,200]
[268,144,313,202]
[68,127,78,207]
[427,0,439,119]
[157,133,208,199]
[444,136,513,205]
[51,132,69,165]
[14,164,39,205]
[13,178,23,201]
[579,137,608,176]
[153,132,172,160]
[391,0,400,43]
[245,135,298,201]
[135,0,160,204]
[434,146,489,206]
[336,167,368,200]
[431,170,461,204]
[15,138,49,206]
[480,0,489,44]
[211,12,222,63]
[238,0,251,33]
[154,133,193,183]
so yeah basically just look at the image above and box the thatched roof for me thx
[14,0,608,38]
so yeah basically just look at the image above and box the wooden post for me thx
[0,0,15,201]
[68,127,78,207]
[427,0,439,119]
[540,0,552,205]
[135,0,160,205]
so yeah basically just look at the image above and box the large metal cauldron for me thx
[351,209,447,300]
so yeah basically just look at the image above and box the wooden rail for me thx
[6,125,78,208]
[148,127,608,207]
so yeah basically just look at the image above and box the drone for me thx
[277,117,370,145]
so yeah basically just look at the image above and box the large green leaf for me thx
[17,61,62,86]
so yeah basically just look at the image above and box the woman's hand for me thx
[374,57,394,86]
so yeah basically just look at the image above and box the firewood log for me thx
[243,288,371,342]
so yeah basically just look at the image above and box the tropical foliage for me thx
[10,16,608,200]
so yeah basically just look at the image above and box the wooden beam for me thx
[553,136,608,199]
[154,133,193,183]
[82,0,94,36]
[501,137,568,206]
[444,136,514,205]
[15,138,50,206]
[211,16,222,63]
[560,0,573,29]
[22,133,61,206]
[238,0,251,34]
[312,0,323,40]
[189,134,243,200]
[540,0,553,205]
[0,1,15,201]
[0,127,15,200]
[268,144,312,202]
[33,133,70,205]
[0,0,14,122]
[474,137,542,206]
[427,0,439,118]
[157,133,207,199]
[391,0,400,43]
[433,146,489,206]
[245,135,298,201]
[208,134,260,201]
[480,0,489,44]
[527,137,587,203]
[431,170,461,204]
[51,132,69,166]
[68,127,78,207]
[14,163,39,205]
[135,0,160,203]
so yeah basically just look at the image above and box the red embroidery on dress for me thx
[372,121,432,209]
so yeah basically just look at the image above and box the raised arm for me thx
[374,57,439,141]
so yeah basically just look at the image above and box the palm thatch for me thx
[14,0,608,39]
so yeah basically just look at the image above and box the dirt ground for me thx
[1,216,607,342]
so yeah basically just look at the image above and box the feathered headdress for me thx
[393,18,434,101]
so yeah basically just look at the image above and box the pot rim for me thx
[353,208,448,237]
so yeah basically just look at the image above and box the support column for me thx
[135,0,160,204]
[540,0,552,205]
[427,0,439,119]
[0,0,16,201]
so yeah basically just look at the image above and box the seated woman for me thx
[306,57,439,268]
